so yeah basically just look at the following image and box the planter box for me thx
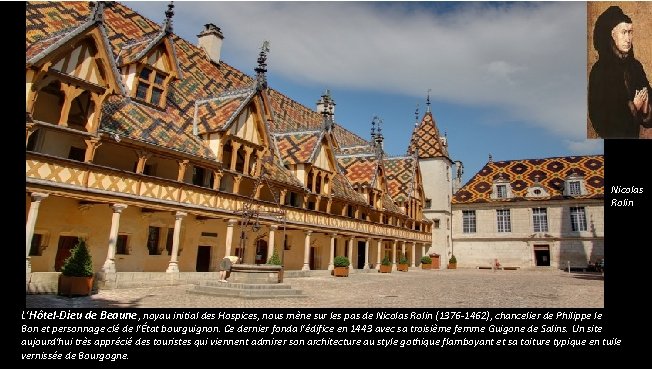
[333,267,349,277]
[421,263,432,270]
[448,263,457,269]
[379,264,392,273]
[58,275,93,297]
[397,263,409,272]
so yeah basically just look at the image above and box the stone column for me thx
[347,237,354,270]
[267,225,278,262]
[224,219,238,257]
[25,193,48,279]
[101,203,128,274]
[411,241,416,267]
[302,230,312,271]
[166,211,187,273]
[363,238,370,270]
[392,240,397,271]
[375,239,382,270]
[328,233,336,271]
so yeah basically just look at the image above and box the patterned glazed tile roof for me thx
[330,173,368,205]
[452,155,605,204]
[407,112,449,159]
[337,156,378,187]
[100,95,215,160]
[384,156,417,203]
[268,89,322,133]
[274,131,322,165]
[332,124,370,148]
[194,87,257,134]
[117,35,158,65]
[26,2,89,47]
[262,159,305,189]
[382,192,404,215]
[338,145,375,156]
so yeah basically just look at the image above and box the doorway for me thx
[54,236,79,271]
[356,241,366,269]
[534,245,550,266]
[255,239,268,264]
[196,245,211,272]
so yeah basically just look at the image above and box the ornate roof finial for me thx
[254,41,270,90]
[488,153,493,163]
[426,88,432,113]
[163,2,175,33]
[89,1,107,24]
[320,90,335,132]
[414,104,420,127]
[372,116,384,148]
[370,116,376,138]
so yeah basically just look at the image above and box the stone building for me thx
[451,155,605,269]
[25,2,433,291]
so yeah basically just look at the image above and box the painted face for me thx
[611,22,633,54]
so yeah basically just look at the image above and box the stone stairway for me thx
[187,280,305,299]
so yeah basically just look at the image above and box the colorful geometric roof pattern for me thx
[117,35,158,65]
[268,89,322,133]
[332,124,370,148]
[337,156,378,187]
[382,192,405,215]
[330,173,368,205]
[274,131,321,165]
[100,96,215,160]
[262,159,305,189]
[407,112,449,159]
[339,145,374,156]
[384,156,417,203]
[452,155,605,204]
[26,1,415,212]
[194,87,256,134]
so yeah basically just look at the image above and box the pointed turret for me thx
[407,90,449,159]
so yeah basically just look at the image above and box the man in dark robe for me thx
[589,6,651,138]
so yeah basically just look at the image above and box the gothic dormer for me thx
[118,3,181,108]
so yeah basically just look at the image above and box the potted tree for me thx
[379,255,392,273]
[333,255,350,277]
[420,255,432,269]
[58,237,94,297]
[448,254,457,269]
[397,253,409,272]
[266,248,283,282]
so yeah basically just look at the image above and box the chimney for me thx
[197,23,224,64]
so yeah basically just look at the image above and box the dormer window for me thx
[496,185,507,198]
[526,176,550,198]
[135,66,168,106]
[563,173,586,197]
[491,175,513,200]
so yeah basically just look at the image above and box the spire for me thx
[319,90,335,132]
[426,88,431,113]
[371,116,384,149]
[414,104,420,127]
[89,1,107,24]
[163,2,175,34]
[254,41,270,90]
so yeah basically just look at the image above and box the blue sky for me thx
[127,1,604,184]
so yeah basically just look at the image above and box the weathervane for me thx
[426,88,432,112]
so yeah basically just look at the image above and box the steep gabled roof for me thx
[407,111,449,159]
[100,95,214,160]
[452,155,604,204]
[274,131,322,165]
[384,156,417,203]
[337,155,379,188]
[330,173,368,205]
[194,86,258,134]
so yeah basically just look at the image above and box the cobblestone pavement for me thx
[25,268,604,309]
